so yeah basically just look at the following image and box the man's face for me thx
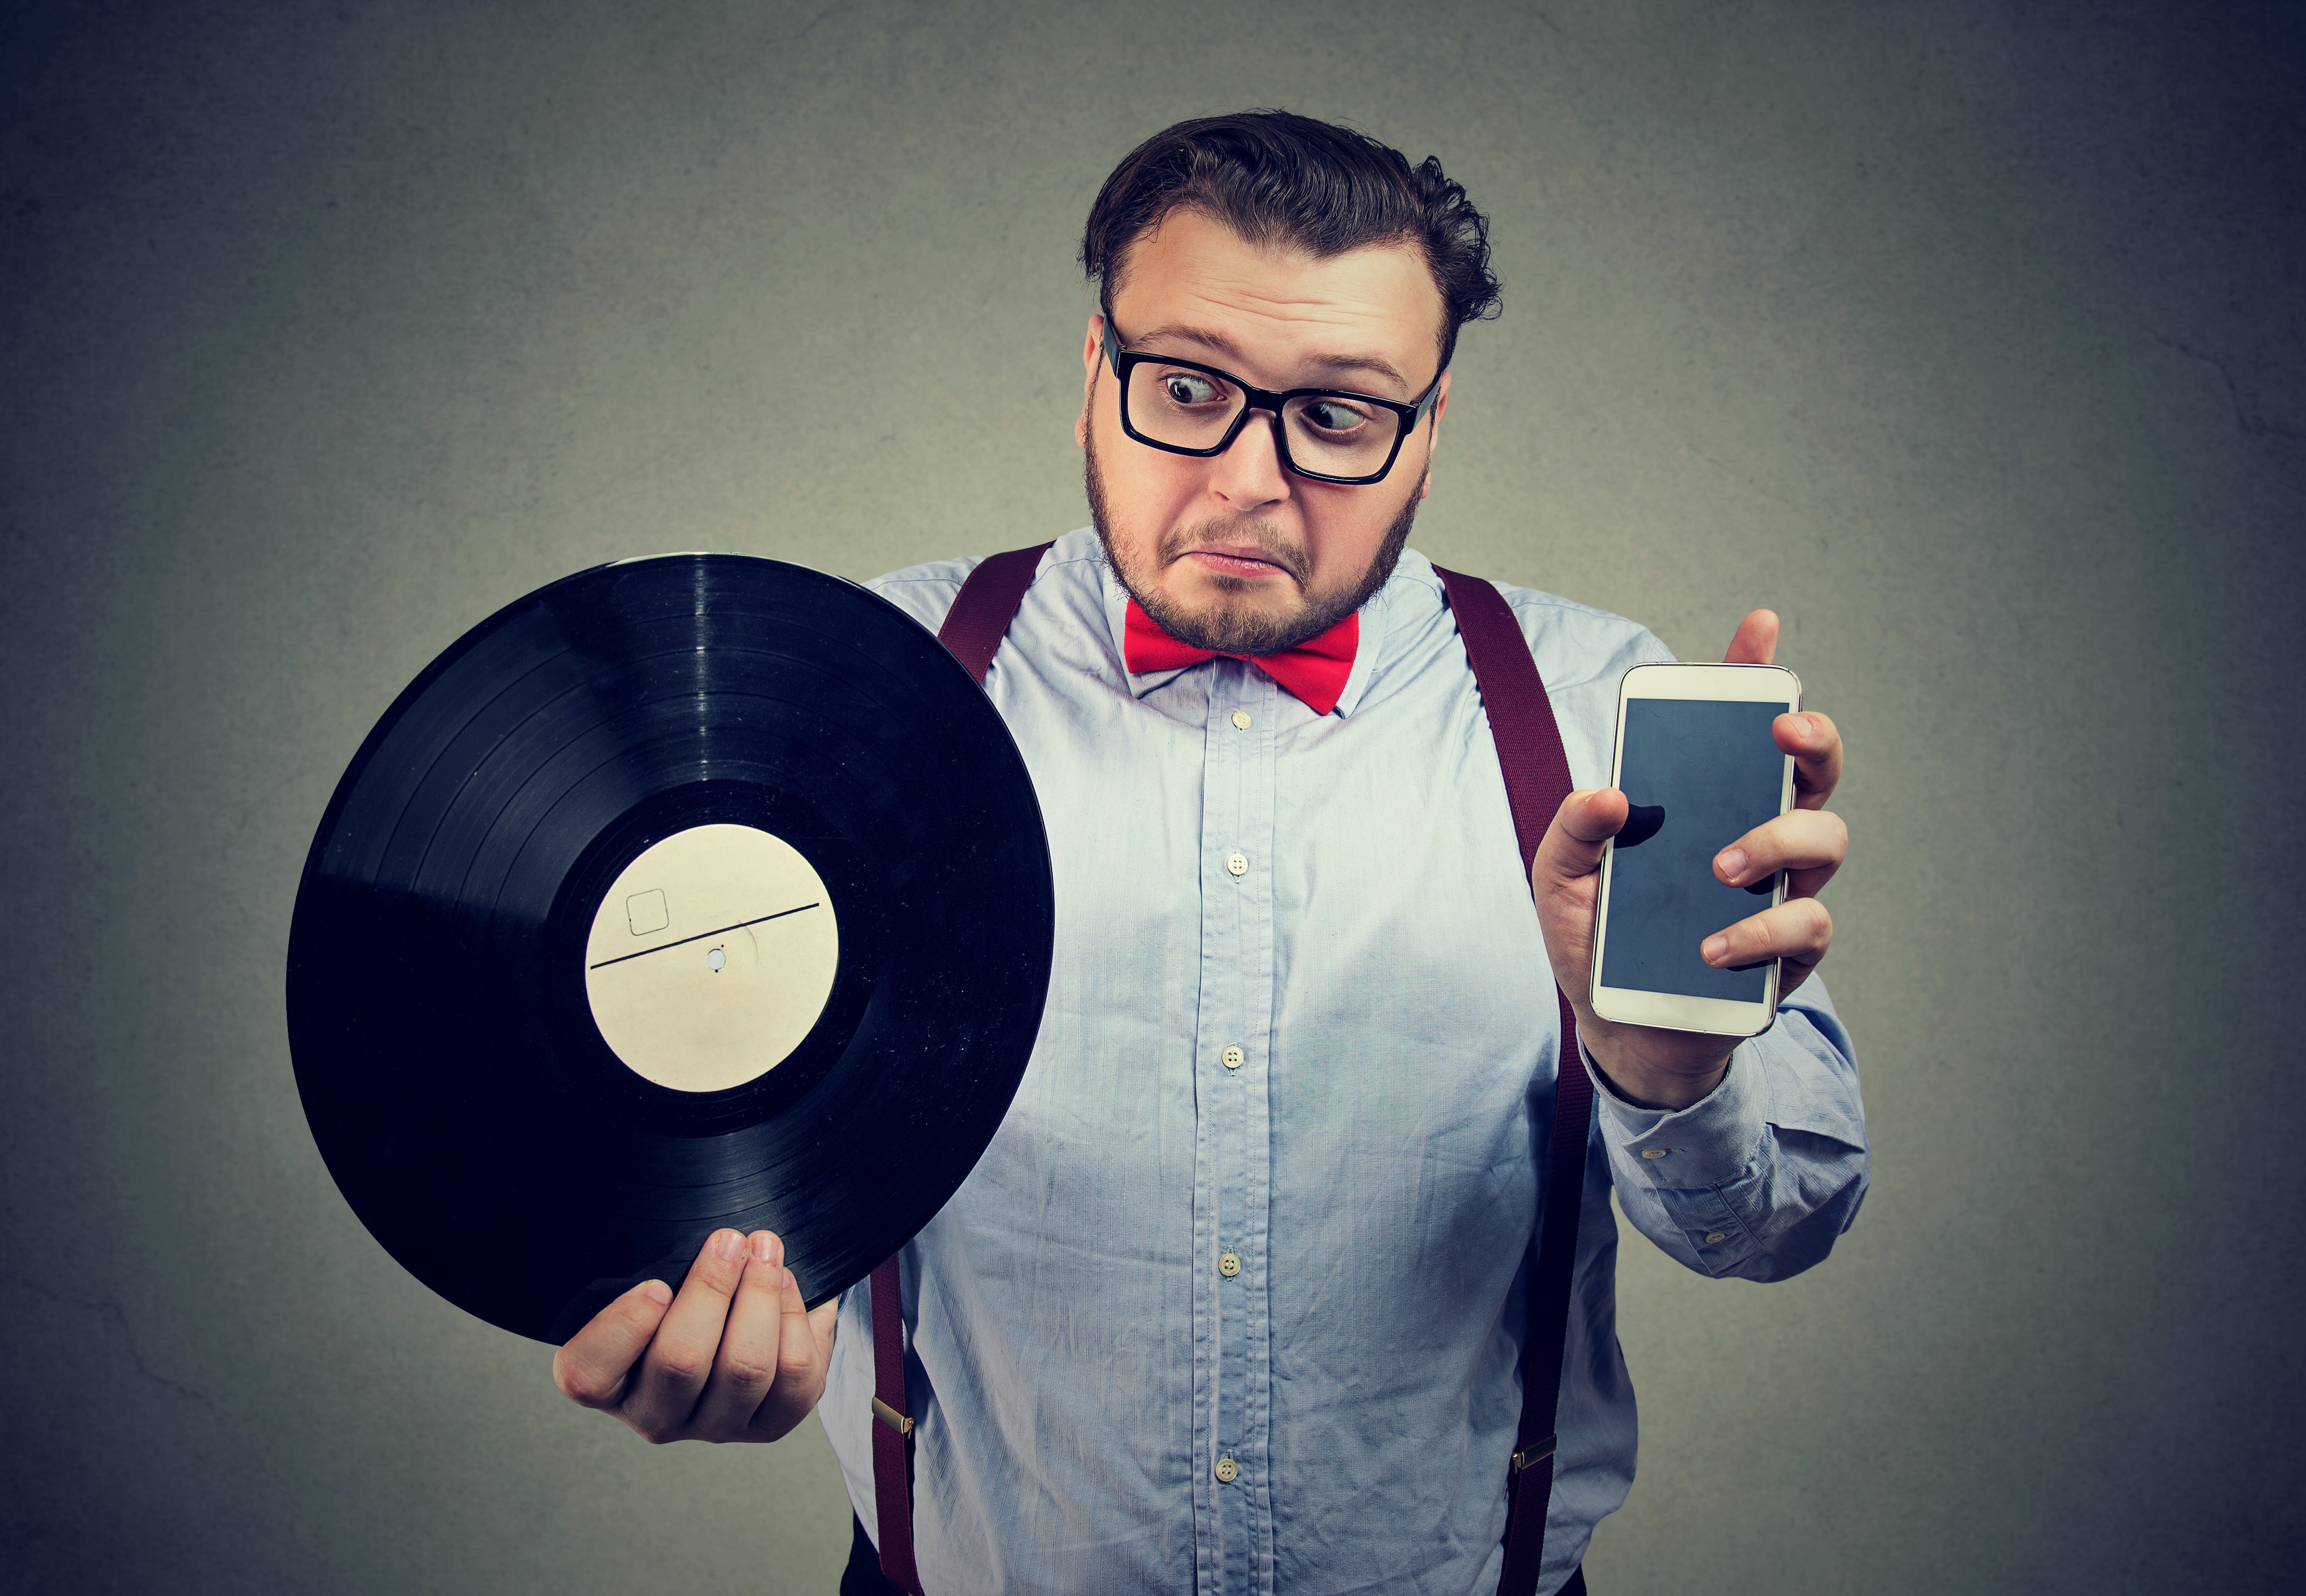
[1077,208,1452,654]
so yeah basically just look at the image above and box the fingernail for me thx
[751,1231,775,1264]
[715,1229,744,1262]
[642,1280,672,1306]
[1785,713,1809,738]
[1717,848,1748,882]
[1702,935,1729,964]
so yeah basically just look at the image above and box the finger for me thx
[686,1231,789,1439]
[553,1278,673,1412]
[1776,711,1843,810]
[620,1227,750,1442]
[1724,609,1778,665]
[1529,788,1628,895]
[746,1266,835,1442]
[1713,809,1848,898]
[1699,896,1833,974]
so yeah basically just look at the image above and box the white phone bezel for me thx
[1589,661,1802,1037]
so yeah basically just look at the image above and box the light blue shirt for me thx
[820,528,1868,1596]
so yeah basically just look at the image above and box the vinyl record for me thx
[286,554,1054,1343]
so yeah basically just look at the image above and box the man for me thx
[552,112,1864,1596]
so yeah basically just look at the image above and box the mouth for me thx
[1176,544,1298,582]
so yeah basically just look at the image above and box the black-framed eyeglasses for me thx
[1101,319,1443,486]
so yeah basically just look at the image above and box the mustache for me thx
[1156,519,1312,586]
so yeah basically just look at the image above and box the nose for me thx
[1208,406,1292,514]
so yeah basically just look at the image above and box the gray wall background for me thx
[5,2,2301,1591]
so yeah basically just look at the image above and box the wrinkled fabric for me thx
[818,529,1868,1596]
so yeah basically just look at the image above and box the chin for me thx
[1150,585,1322,656]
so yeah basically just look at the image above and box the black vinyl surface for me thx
[286,555,1054,1343]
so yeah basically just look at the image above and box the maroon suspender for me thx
[932,544,1054,685]
[870,546,1589,1596]
[1432,566,1594,1596]
[868,543,1056,1596]
[865,1249,920,1594]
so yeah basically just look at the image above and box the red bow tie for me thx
[1121,598,1359,717]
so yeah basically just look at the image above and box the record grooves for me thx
[286,555,1054,1343]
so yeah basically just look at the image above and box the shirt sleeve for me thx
[1584,977,1868,1282]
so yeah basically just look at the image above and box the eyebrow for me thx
[1128,323,1414,394]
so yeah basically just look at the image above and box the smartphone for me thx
[1589,662,1801,1036]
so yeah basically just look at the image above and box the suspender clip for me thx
[1511,1434,1558,1473]
[871,1395,915,1436]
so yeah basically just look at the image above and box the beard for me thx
[1084,424,1421,656]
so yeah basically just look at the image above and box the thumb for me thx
[1530,788,1628,895]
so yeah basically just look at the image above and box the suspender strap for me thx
[871,548,1586,1596]
[866,1255,921,1595]
[1432,565,1594,1596]
[934,543,1054,683]
[867,542,1054,1596]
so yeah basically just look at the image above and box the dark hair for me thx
[1080,110,1502,376]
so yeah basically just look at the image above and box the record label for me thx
[582,823,840,1094]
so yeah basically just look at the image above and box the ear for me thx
[1077,315,1104,451]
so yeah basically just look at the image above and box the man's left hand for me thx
[1528,610,1847,1110]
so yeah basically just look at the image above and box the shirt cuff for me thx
[1583,1034,1768,1188]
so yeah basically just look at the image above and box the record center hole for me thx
[706,946,726,973]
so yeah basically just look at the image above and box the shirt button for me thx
[1218,1252,1242,1278]
[1214,1456,1239,1484]
[1222,1045,1244,1070]
[1226,852,1248,876]
[1639,1149,1670,1160]
[1704,1231,1727,1245]
[1231,710,1252,730]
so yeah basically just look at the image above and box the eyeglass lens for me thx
[1127,361,1400,477]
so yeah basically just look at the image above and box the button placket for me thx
[1187,661,1276,1595]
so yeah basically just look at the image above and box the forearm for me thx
[1588,983,1868,1282]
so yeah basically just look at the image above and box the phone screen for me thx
[1599,699,1788,1002]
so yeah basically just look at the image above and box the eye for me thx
[1300,397,1379,435]
[1159,371,1225,406]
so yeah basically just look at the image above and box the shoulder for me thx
[1388,551,1679,692]
[1494,580,1679,691]
[865,528,1104,634]
[863,554,975,634]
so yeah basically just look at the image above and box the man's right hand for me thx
[552,1227,836,1443]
